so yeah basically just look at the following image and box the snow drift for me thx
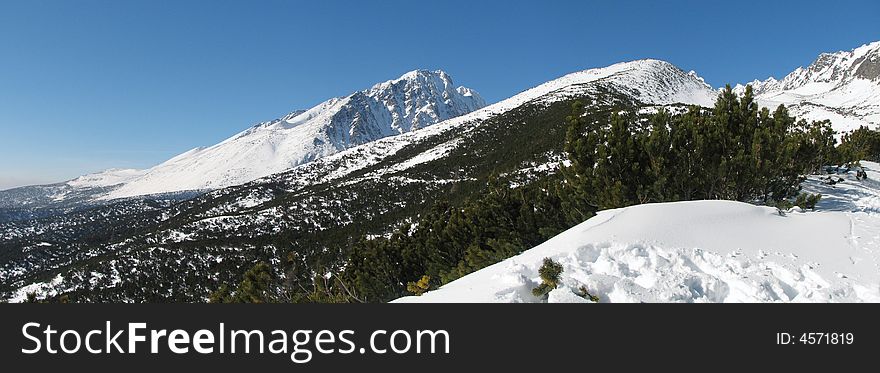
[395,162,880,303]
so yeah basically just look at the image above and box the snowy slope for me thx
[735,41,880,134]
[241,59,719,191]
[0,168,147,211]
[144,59,714,200]
[66,168,147,188]
[538,59,717,107]
[395,162,880,303]
[104,70,484,199]
[500,59,716,110]
[96,59,716,203]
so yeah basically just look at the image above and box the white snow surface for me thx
[513,59,716,109]
[7,274,65,303]
[66,168,147,188]
[395,162,880,303]
[104,70,485,199]
[735,41,880,134]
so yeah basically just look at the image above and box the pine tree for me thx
[839,126,880,163]
[233,262,276,303]
[645,108,672,202]
[560,85,837,208]
[532,258,563,297]
[210,262,278,303]
[25,292,39,303]
[208,284,233,303]
[560,100,601,220]
[406,275,432,296]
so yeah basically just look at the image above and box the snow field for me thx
[396,162,880,303]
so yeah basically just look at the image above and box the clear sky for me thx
[1,0,878,190]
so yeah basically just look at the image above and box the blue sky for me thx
[1,0,877,190]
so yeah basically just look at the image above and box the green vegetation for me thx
[532,258,564,298]
[275,86,877,303]
[563,85,839,209]
[795,192,822,211]
[838,125,880,163]
[775,192,822,216]
[209,262,278,303]
[577,285,600,303]
[406,275,432,296]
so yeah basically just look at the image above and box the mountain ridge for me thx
[103,69,485,199]
[734,40,880,134]
[4,42,879,214]
[0,57,722,301]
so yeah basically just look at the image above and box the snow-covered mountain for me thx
[395,162,880,303]
[543,59,716,107]
[497,58,716,110]
[45,60,709,202]
[0,60,716,226]
[734,41,880,134]
[66,168,147,189]
[379,59,716,131]
[0,59,723,301]
[104,70,485,199]
[0,169,147,218]
[232,59,718,194]
[6,52,880,303]
[7,41,880,205]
